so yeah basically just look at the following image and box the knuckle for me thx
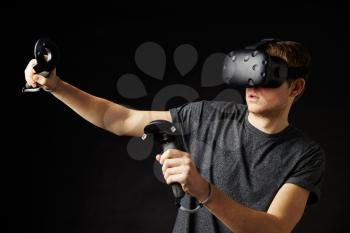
[184,158,191,165]
[168,148,175,153]
[163,160,168,168]
[183,185,189,193]
[164,170,169,179]
[162,150,169,158]
[166,149,174,157]
[184,167,191,176]
[180,176,187,184]
[24,67,31,76]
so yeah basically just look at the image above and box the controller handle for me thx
[142,120,185,200]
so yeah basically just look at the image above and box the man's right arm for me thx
[25,60,172,137]
[53,79,171,136]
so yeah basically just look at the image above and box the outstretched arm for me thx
[25,59,171,137]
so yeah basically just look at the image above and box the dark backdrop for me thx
[4,4,349,233]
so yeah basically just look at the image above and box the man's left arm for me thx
[204,182,309,233]
[158,149,310,233]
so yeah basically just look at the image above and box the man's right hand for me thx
[24,59,60,92]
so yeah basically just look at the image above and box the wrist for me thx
[45,75,61,93]
[196,179,212,204]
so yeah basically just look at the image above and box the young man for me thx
[24,40,325,233]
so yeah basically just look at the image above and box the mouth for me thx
[247,92,259,101]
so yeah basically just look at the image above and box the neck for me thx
[247,108,290,134]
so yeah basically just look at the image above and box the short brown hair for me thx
[266,41,311,101]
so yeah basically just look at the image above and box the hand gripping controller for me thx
[142,120,206,213]
[142,120,185,200]
[22,38,59,92]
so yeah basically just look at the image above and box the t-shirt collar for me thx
[244,108,292,139]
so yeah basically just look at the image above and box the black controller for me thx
[142,120,185,200]
[22,38,59,92]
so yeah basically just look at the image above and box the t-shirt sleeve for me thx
[285,144,326,205]
[169,100,205,135]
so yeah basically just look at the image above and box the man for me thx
[24,40,325,233]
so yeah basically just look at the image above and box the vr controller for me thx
[142,120,185,200]
[22,38,59,92]
[142,120,207,213]
[222,38,309,88]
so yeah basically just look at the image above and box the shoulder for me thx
[199,100,247,117]
[283,127,326,204]
[170,100,246,120]
[289,129,325,169]
[286,126,326,179]
[289,127,326,158]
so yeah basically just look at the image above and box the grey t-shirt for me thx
[169,100,326,233]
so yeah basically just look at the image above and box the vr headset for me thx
[222,38,309,88]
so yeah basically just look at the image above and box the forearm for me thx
[159,146,307,233]
[204,185,286,233]
[51,78,129,134]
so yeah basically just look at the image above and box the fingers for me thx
[164,167,181,180]
[164,166,190,181]
[159,149,190,165]
[162,158,190,174]
[24,59,58,90]
[24,59,37,87]
[33,74,48,85]
[165,173,186,185]
[24,59,43,87]
[156,150,205,197]
[156,149,193,188]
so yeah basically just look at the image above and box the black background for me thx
[4,4,349,233]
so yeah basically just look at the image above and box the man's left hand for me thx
[156,149,209,201]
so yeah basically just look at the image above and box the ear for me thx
[289,78,305,98]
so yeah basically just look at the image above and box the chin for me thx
[247,103,264,114]
[247,102,271,116]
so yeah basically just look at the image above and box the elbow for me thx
[269,218,293,233]
[101,102,130,136]
[100,103,119,134]
[249,215,292,233]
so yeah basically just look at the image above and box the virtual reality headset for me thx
[222,39,309,88]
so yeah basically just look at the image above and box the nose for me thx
[246,87,260,92]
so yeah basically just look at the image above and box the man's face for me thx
[245,81,292,117]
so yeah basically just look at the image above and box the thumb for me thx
[33,75,47,85]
